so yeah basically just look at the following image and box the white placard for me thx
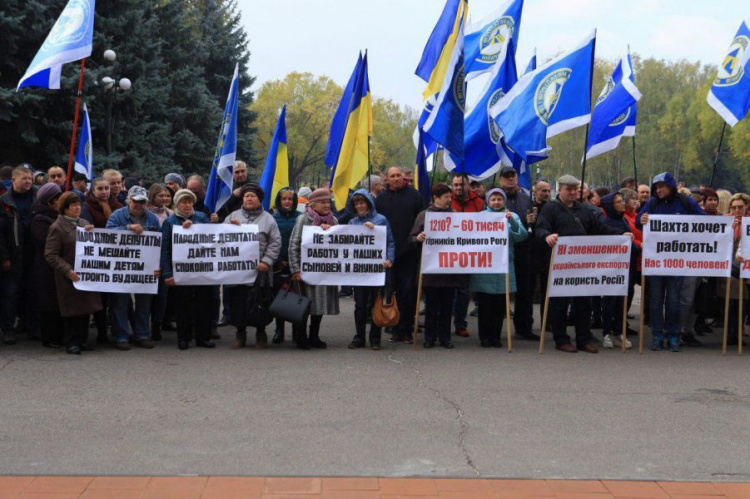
[301,225,387,286]
[642,215,732,277]
[74,227,161,294]
[548,236,632,297]
[421,212,509,274]
[172,224,259,285]
[739,218,750,279]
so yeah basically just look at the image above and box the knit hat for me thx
[37,183,62,206]
[240,182,264,202]
[164,173,186,188]
[172,188,196,206]
[485,187,507,205]
[307,188,331,205]
[298,186,312,199]
[557,174,580,186]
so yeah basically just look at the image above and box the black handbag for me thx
[246,274,274,328]
[269,280,311,326]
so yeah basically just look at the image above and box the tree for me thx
[253,72,419,188]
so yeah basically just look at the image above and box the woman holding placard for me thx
[724,193,750,346]
[410,183,466,349]
[469,188,527,348]
[44,192,103,355]
[160,189,215,351]
[346,188,395,350]
[289,188,340,350]
[225,183,281,350]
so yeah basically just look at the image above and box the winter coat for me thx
[536,199,625,240]
[469,208,528,294]
[0,187,37,269]
[106,206,162,233]
[288,211,340,316]
[30,204,59,312]
[601,193,639,272]
[410,205,469,289]
[44,217,103,317]
[160,211,211,279]
[636,172,704,229]
[225,208,282,282]
[375,185,424,259]
[451,190,485,213]
[272,189,301,265]
[346,189,396,263]
[81,191,122,228]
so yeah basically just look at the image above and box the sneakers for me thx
[650,335,664,351]
[115,341,131,351]
[615,335,632,349]
[668,336,681,352]
[348,338,365,349]
[681,333,702,347]
[455,328,470,338]
[602,334,614,349]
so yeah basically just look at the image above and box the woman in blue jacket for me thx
[346,189,395,350]
[469,188,528,348]
[160,189,214,350]
[271,187,302,344]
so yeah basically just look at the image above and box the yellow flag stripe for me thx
[271,142,289,207]
[421,0,467,101]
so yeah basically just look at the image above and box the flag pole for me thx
[579,30,597,202]
[368,135,372,191]
[709,122,727,187]
[430,146,439,185]
[632,136,638,185]
[65,58,87,191]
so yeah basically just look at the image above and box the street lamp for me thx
[100,49,131,156]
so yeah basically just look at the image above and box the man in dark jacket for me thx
[0,166,38,343]
[636,172,704,352]
[375,166,424,341]
[536,175,631,354]
[216,160,250,222]
[499,166,538,341]
[531,180,552,323]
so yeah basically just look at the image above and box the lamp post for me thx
[99,50,131,156]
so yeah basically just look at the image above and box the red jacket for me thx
[451,191,485,213]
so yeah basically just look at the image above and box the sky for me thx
[239,0,748,109]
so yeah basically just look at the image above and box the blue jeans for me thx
[111,293,153,342]
[648,276,683,337]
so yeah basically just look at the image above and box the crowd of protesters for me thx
[0,160,746,356]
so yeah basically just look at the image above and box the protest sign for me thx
[73,228,161,294]
[548,236,632,297]
[172,224,259,285]
[421,212,509,274]
[740,218,750,279]
[301,225,387,286]
[642,215,733,277]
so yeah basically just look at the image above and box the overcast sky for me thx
[239,0,747,109]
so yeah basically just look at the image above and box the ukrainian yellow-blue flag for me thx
[330,53,372,211]
[259,105,289,211]
[415,0,468,101]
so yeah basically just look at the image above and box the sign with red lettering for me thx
[548,236,632,297]
[739,218,750,278]
[421,212,509,274]
[642,215,732,277]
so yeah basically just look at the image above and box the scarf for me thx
[174,207,194,221]
[100,199,112,219]
[63,215,79,226]
[240,206,263,222]
[306,204,336,226]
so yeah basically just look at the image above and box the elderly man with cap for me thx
[224,183,281,350]
[106,186,162,350]
[161,189,215,350]
[499,165,539,341]
[535,175,632,354]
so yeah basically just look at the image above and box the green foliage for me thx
[253,72,418,188]
[0,0,255,183]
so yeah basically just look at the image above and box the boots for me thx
[231,329,246,349]
[272,319,284,344]
[255,330,268,350]
[308,315,327,349]
[151,321,162,341]
[296,327,310,350]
